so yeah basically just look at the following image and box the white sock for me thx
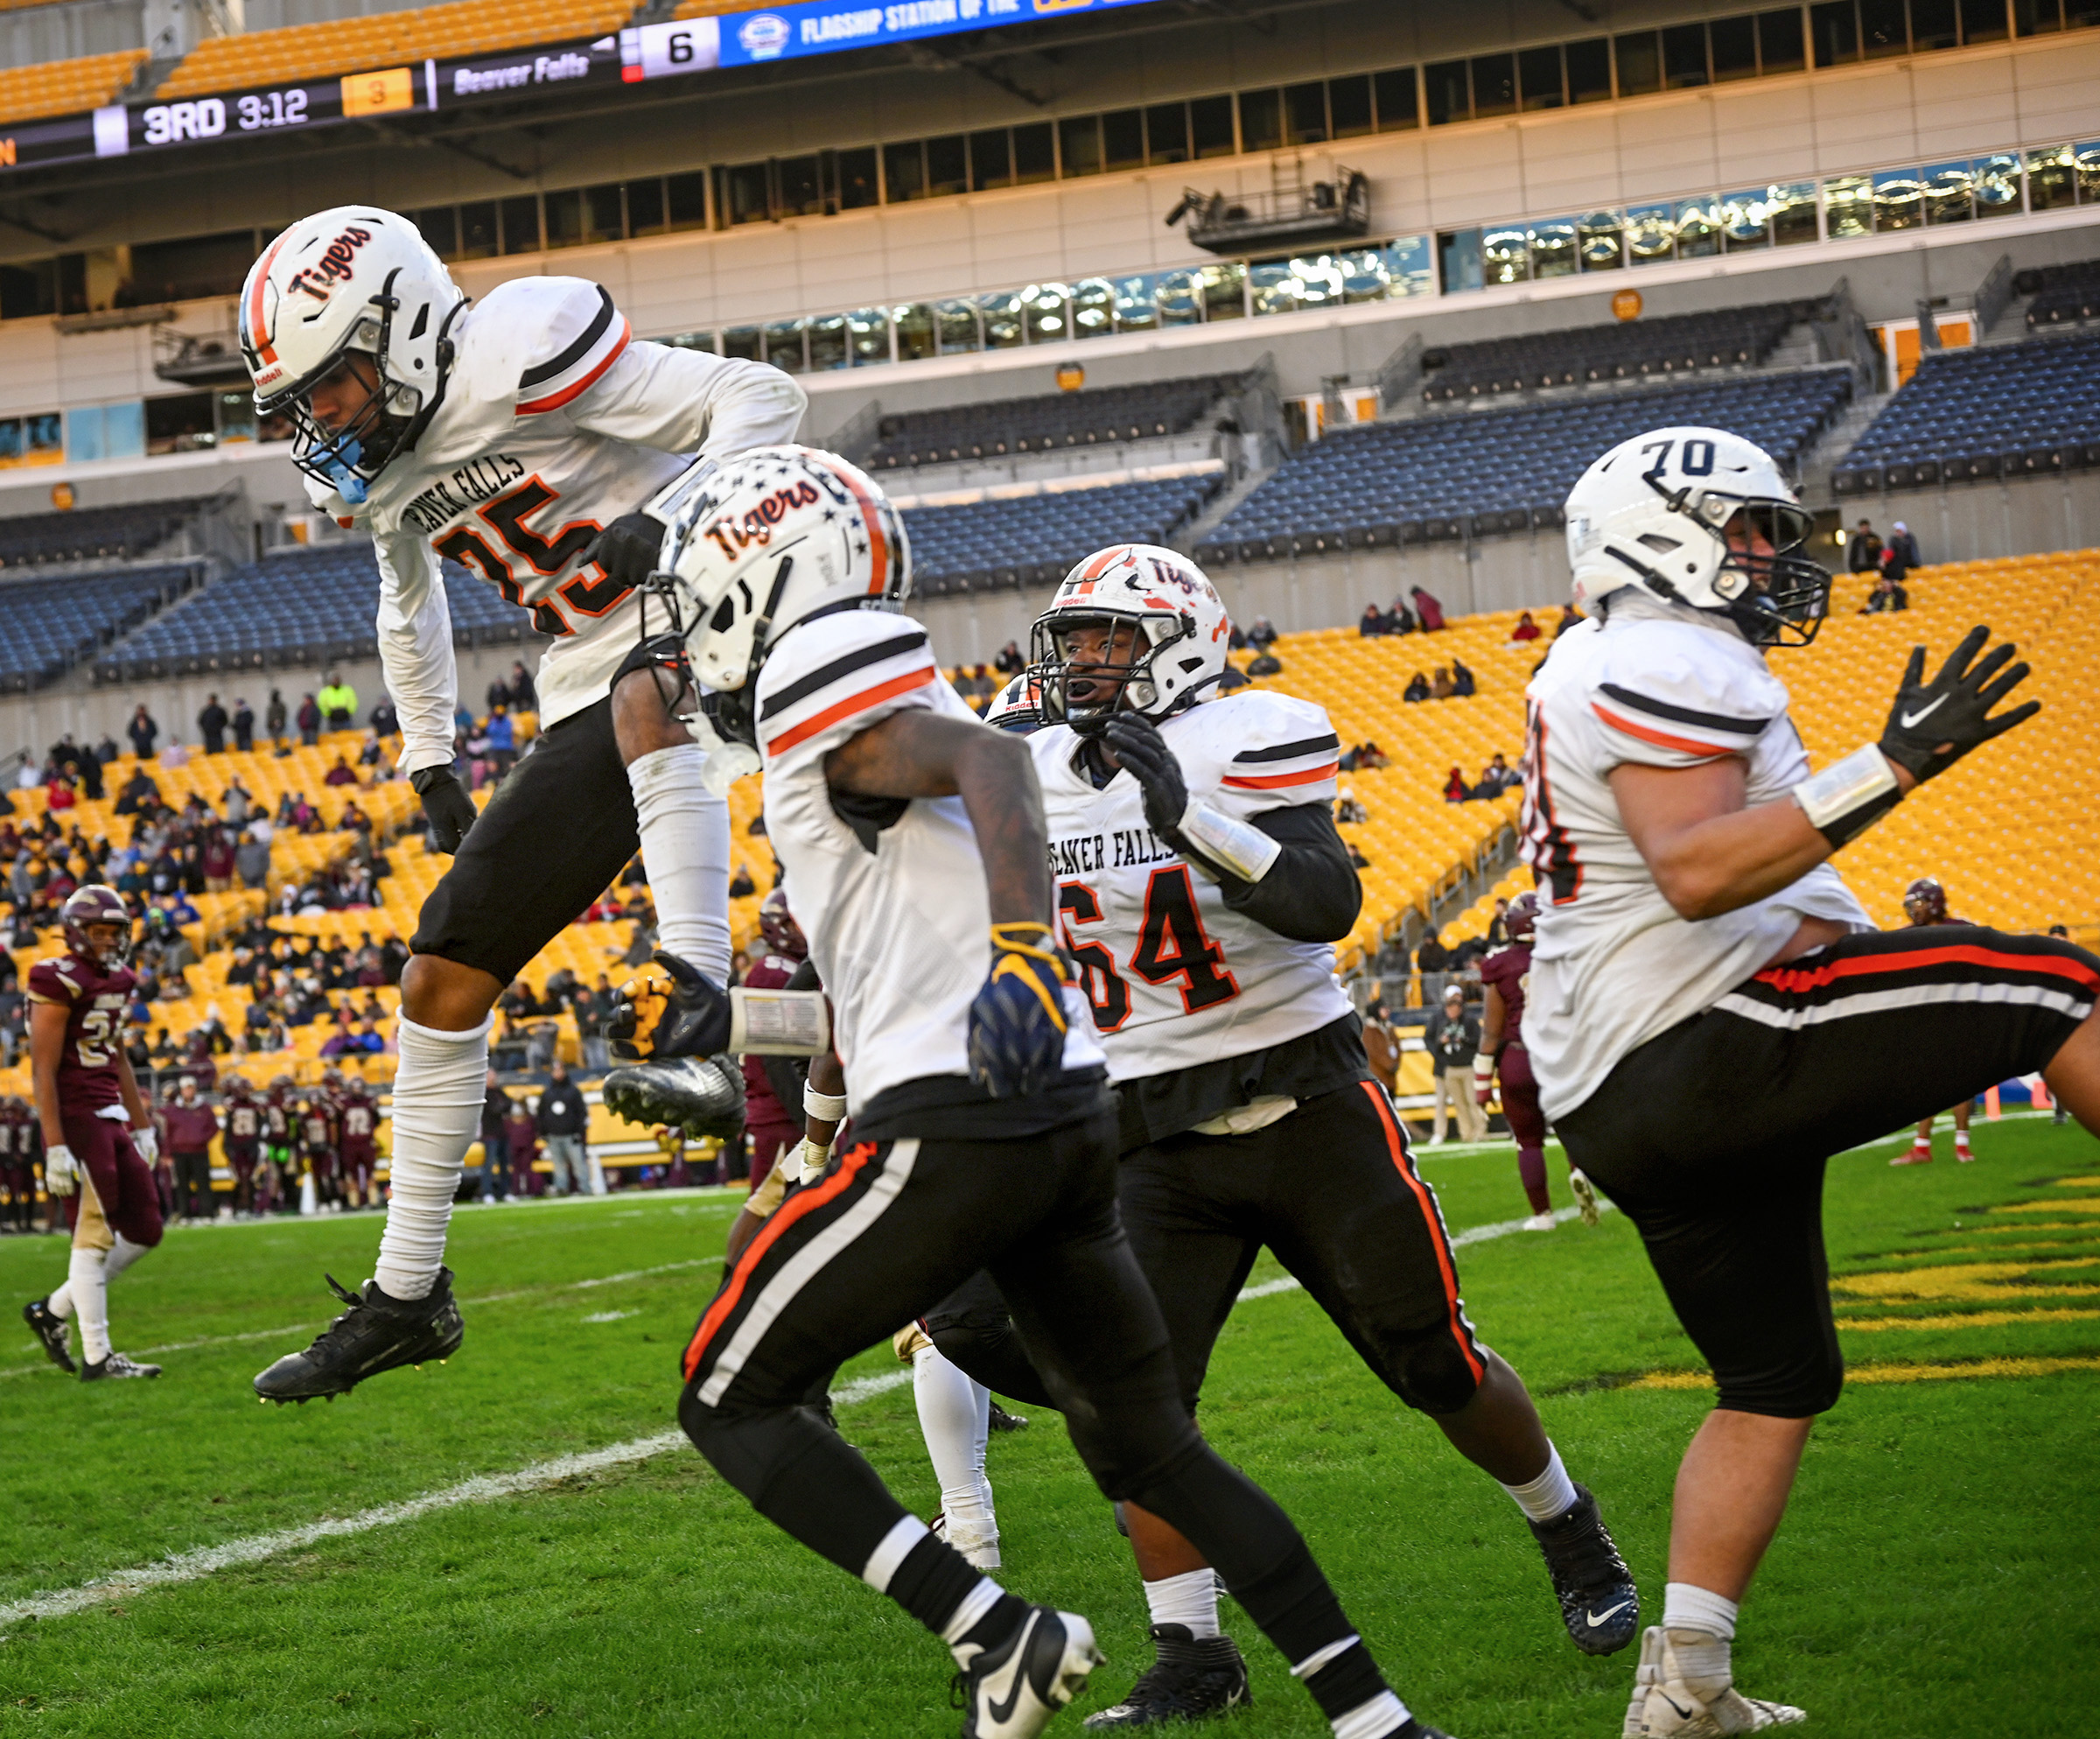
[107,1232,150,1281]
[46,1281,74,1320]
[1663,1581,1739,1642]
[69,1245,111,1364]
[1501,1441,1578,1523]
[1144,1566,1221,1639]
[913,1345,996,1537]
[1332,1690,1410,1739]
[372,1014,493,1301]
[627,744,732,982]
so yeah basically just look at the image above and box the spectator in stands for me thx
[265,691,289,751]
[1859,574,1909,614]
[10,754,33,793]
[1248,648,1283,677]
[505,662,536,712]
[1509,611,1541,643]
[1431,666,1455,700]
[1358,602,1385,637]
[44,770,74,812]
[536,1061,589,1196]
[201,828,235,893]
[993,640,1026,676]
[229,698,256,754]
[162,1075,220,1223]
[1410,586,1446,631]
[1245,616,1278,652]
[318,674,357,733]
[1345,841,1371,870]
[1483,752,1516,793]
[1357,741,1389,769]
[1451,656,1477,698]
[727,863,757,899]
[1426,985,1486,1144]
[358,732,387,771]
[1360,994,1400,1095]
[369,696,399,738]
[94,732,119,768]
[1404,672,1431,704]
[199,695,229,755]
[1847,518,1884,574]
[234,826,271,890]
[1335,788,1368,825]
[115,765,162,817]
[325,754,357,788]
[128,705,158,761]
[1554,606,1581,637]
[476,1073,512,1203]
[1443,766,1468,803]
[224,780,252,826]
[1216,664,1250,693]
[52,735,101,800]
[296,694,321,747]
[160,738,190,770]
[484,704,517,776]
[1882,520,1921,584]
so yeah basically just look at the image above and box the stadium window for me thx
[926,134,969,197]
[666,171,709,231]
[936,298,981,352]
[1771,179,1820,242]
[412,207,459,259]
[1614,32,1661,95]
[1662,24,1710,87]
[836,148,880,207]
[1284,81,1329,144]
[1237,88,1283,151]
[724,162,771,224]
[145,391,214,456]
[1626,202,1676,263]
[1860,0,1909,52]
[1200,262,1246,320]
[1190,94,1236,155]
[1436,229,1484,294]
[1722,189,1772,249]
[1676,193,1722,255]
[1710,15,1759,78]
[808,312,849,371]
[1156,269,1202,326]
[1424,60,1470,123]
[1912,0,1961,45]
[543,188,585,248]
[1576,210,1625,269]
[1470,53,1516,116]
[1102,109,1144,170]
[1758,8,1807,69]
[2026,143,2077,207]
[0,261,58,320]
[627,178,667,235]
[2013,0,2063,30]
[1530,216,1577,275]
[585,183,624,242]
[1072,276,1115,336]
[499,196,540,256]
[978,290,1026,347]
[1484,221,1532,280]
[723,326,762,362]
[2071,0,2100,20]
[1023,283,1069,342]
[1327,75,1373,137]
[1960,0,2011,37]
[1144,102,1190,163]
[214,389,256,444]
[458,201,499,259]
[778,155,824,216]
[884,140,928,200]
[1810,1,1859,60]
[1872,165,1924,227]
[1518,44,1564,109]
[764,319,808,372]
[1565,38,1612,101]
[1013,122,1056,182]
[127,230,255,302]
[1371,67,1418,129]
[1824,172,1872,235]
[893,303,936,361]
[847,307,891,366]
[1923,158,1974,221]
[970,129,1013,189]
[1059,115,1103,176]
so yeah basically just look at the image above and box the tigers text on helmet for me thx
[61,885,133,968]
[1030,544,1232,733]
[240,207,466,506]
[655,445,909,781]
[1563,427,1830,648]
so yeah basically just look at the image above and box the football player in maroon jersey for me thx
[221,1076,263,1217]
[738,890,808,1201]
[1895,877,1978,1165]
[18,887,165,1379]
[339,1076,382,1210]
[0,1096,32,1234]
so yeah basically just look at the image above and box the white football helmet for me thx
[1563,426,1830,647]
[1029,544,1232,731]
[984,670,1046,733]
[655,445,910,765]
[240,206,466,505]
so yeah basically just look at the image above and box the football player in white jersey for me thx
[650,448,1443,1739]
[239,207,805,1403]
[1522,426,2099,1735]
[916,547,1631,1728]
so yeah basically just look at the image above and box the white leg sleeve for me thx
[69,1245,111,1365]
[46,1281,74,1321]
[913,1344,995,1535]
[372,1013,493,1302]
[106,1233,151,1282]
[626,744,732,983]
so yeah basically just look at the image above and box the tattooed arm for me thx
[823,712,1052,925]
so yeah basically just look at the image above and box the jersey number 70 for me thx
[1058,866,1240,1032]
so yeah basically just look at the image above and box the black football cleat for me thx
[953,1603,1102,1737]
[80,1351,161,1380]
[601,1054,746,1139]
[23,1297,74,1374]
[253,1268,464,1403]
[1530,1483,1639,1656]
[988,1400,1030,1434]
[605,950,732,1061]
[1082,1625,1250,1728]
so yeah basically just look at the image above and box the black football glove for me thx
[1103,712,1191,849]
[410,766,479,854]
[1876,624,2040,787]
[584,510,670,590]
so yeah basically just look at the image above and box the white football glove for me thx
[42,1144,78,1197]
[130,1125,158,1166]
[794,1137,834,1186]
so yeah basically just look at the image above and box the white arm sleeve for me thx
[373,529,459,776]
[568,341,807,460]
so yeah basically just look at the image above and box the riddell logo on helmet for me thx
[702,480,821,557]
[285,224,374,303]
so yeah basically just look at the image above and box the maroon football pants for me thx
[62,1114,164,1251]
[1499,1043,1551,1217]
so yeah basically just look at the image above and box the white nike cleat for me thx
[953,1604,1101,1737]
[1569,1168,1601,1228]
[1623,1627,1805,1737]
[1522,1213,1557,1231]
[932,1511,1003,1570]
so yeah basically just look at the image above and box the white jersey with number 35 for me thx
[1032,691,1353,1084]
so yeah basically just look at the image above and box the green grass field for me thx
[3,1116,2096,1739]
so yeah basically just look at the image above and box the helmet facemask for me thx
[1031,611,1192,734]
[1636,473,1830,648]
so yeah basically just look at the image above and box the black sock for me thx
[886,1531,1021,1643]
[1300,1641,1389,1724]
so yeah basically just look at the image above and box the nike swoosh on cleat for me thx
[985,1616,1037,1727]
[1899,695,1948,729]
[1586,1600,1634,1627]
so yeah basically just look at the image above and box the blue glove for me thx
[966,923,1073,1099]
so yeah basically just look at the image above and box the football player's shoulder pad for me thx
[1592,614,1788,733]
[452,277,626,414]
[1186,685,1336,752]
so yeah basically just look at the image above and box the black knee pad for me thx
[1380,1329,1485,1416]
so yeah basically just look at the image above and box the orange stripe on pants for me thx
[1360,1080,1485,1385]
